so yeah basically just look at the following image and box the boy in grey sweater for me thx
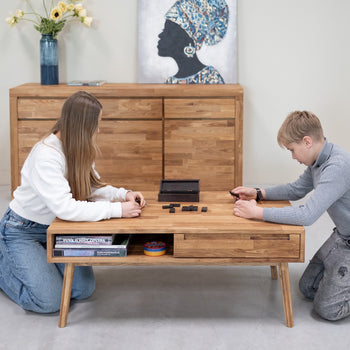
[232,111,350,321]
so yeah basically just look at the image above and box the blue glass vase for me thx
[40,34,59,85]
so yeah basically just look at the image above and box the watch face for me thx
[256,188,263,201]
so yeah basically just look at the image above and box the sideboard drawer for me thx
[96,120,162,189]
[173,233,302,259]
[18,120,56,169]
[18,98,64,119]
[101,98,162,119]
[164,98,236,119]
[164,119,235,190]
[17,98,162,120]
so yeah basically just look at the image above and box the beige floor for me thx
[0,185,349,350]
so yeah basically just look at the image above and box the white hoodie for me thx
[10,134,129,225]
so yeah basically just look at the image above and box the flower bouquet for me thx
[6,0,92,38]
[5,1,93,85]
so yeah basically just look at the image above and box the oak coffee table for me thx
[47,191,305,328]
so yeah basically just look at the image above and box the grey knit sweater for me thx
[263,139,350,238]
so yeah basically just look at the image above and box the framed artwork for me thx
[138,0,237,84]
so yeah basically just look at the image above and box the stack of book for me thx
[53,234,130,257]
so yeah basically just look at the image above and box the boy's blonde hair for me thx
[277,111,324,148]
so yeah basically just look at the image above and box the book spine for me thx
[53,248,127,257]
[55,237,113,245]
[55,244,127,249]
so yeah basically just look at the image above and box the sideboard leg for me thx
[58,263,75,328]
[279,263,294,327]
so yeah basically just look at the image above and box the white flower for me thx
[6,14,16,28]
[15,9,24,18]
[83,16,92,27]
[74,4,83,11]
[78,9,87,18]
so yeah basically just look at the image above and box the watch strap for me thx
[255,188,263,202]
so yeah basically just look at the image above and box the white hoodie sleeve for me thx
[28,150,124,222]
[90,185,129,202]
[89,166,130,202]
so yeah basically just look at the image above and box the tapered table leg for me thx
[279,263,294,327]
[58,263,75,328]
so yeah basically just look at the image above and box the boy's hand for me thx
[231,186,263,201]
[233,199,263,220]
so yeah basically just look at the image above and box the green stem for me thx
[23,11,39,16]
[62,13,75,20]
[42,0,49,17]
[25,0,40,22]
[20,18,40,25]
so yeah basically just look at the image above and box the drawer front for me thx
[18,98,64,119]
[17,120,163,191]
[95,120,162,190]
[101,98,162,119]
[174,233,301,259]
[18,98,162,120]
[18,120,56,169]
[164,98,235,119]
[164,119,235,190]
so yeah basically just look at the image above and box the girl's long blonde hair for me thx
[51,91,105,200]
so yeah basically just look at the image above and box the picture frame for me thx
[138,0,237,84]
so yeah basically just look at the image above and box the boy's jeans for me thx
[299,227,350,321]
[0,208,95,313]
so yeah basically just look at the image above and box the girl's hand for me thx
[233,199,263,220]
[121,201,142,218]
[126,191,146,208]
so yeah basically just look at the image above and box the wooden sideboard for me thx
[9,83,243,193]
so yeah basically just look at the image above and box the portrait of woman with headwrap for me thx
[138,0,236,84]
[157,0,229,84]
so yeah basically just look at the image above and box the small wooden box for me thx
[158,179,200,202]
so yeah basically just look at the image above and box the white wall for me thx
[1,0,349,186]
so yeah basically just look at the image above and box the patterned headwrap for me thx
[165,0,229,51]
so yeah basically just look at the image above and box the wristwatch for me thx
[255,188,263,202]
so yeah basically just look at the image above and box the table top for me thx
[47,191,305,236]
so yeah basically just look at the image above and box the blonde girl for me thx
[0,91,145,313]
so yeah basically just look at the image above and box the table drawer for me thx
[173,233,301,259]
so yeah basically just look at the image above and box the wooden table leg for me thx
[58,263,75,328]
[270,265,278,280]
[278,263,294,327]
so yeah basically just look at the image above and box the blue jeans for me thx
[0,208,95,313]
[299,228,350,321]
